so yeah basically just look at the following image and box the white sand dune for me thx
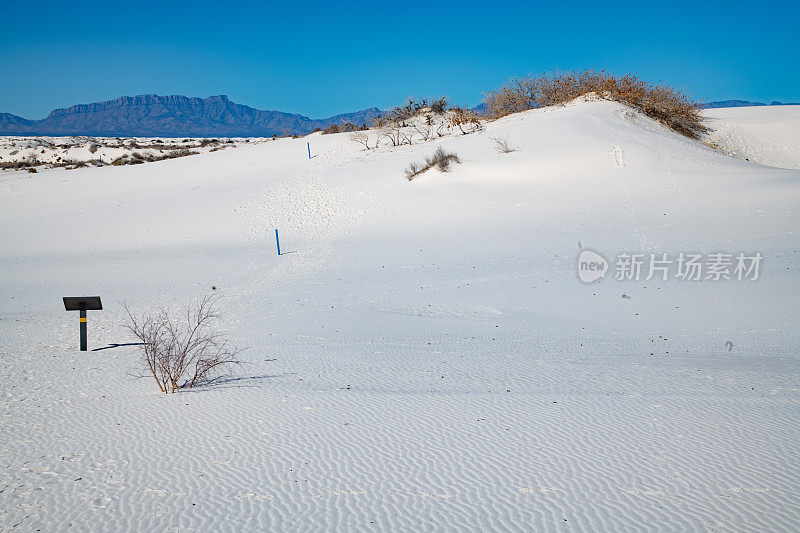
[703,105,800,169]
[1,100,799,531]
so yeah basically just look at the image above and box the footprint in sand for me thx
[611,145,625,167]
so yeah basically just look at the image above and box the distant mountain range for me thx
[0,94,381,138]
[700,99,799,109]
[0,95,797,138]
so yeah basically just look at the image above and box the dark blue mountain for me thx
[701,99,799,109]
[0,94,381,137]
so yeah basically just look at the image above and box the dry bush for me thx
[210,144,235,152]
[58,159,90,170]
[382,98,428,125]
[448,106,482,134]
[429,97,448,115]
[404,146,461,181]
[349,132,374,150]
[492,136,517,153]
[167,148,199,159]
[124,294,243,394]
[412,120,433,142]
[112,155,144,166]
[428,146,460,171]
[378,123,405,146]
[0,160,31,170]
[322,122,367,135]
[483,70,706,138]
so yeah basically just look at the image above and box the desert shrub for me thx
[483,70,706,138]
[429,97,448,115]
[0,160,31,170]
[492,136,517,153]
[404,146,461,181]
[124,294,243,394]
[349,132,374,150]
[448,106,482,134]
[379,98,428,126]
[27,167,38,173]
[322,122,368,135]
[209,145,235,152]
[58,159,90,170]
[164,149,198,159]
[404,161,423,180]
[88,143,100,154]
[199,138,218,147]
[379,123,404,146]
[428,146,460,171]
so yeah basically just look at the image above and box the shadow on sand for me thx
[91,342,147,352]
[181,373,293,392]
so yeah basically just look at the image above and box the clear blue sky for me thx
[1,0,797,119]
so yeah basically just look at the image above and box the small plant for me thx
[124,294,244,394]
[404,146,461,181]
[492,136,517,154]
[448,106,482,134]
[429,97,448,115]
[322,122,367,135]
[349,132,374,150]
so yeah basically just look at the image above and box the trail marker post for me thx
[63,296,103,351]
[307,142,311,159]
[275,229,281,256]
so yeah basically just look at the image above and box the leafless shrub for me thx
[349,132,374,150]
[379,123,403,146]
[403,161,423,181]
[383,98,428,124]
[58,159,90,170]
[167,149,199,159]
[0,160,31,170]
[492,136,517,153]
[210,145,235,152]
[112,154,143,166]
[483,69,707,138]
[429,97,448,115]
[404,146,461,181]
[322,122,368,135]
[412,121,432,142]
[124,294,244,394]
[427,146,460,171]
[88,143,101,154]
[448,106,483,134]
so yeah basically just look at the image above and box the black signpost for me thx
[63,296,103,351]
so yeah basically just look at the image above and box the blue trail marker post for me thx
[307,142,311,159]
[275,229,281,256]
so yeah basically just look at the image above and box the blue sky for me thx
[1,0,797,119]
